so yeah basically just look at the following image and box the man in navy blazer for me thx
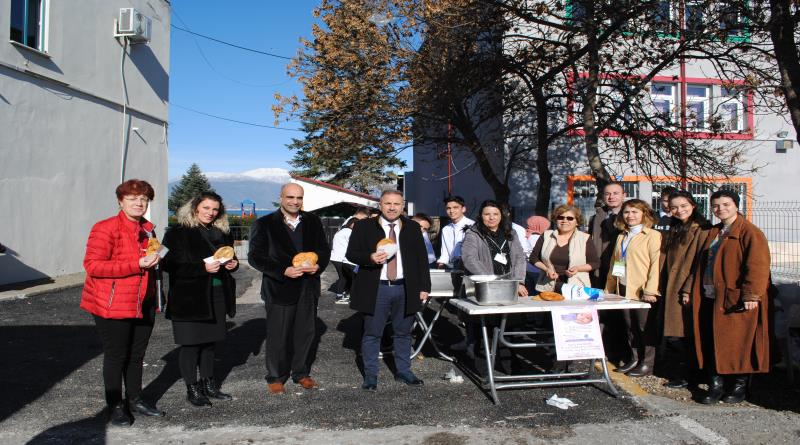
[248,183,330,394]
[347,189,431,391]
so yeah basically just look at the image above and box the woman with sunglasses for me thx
[530,205,598,293]
[659,190,710,389]
[605,199,662,377]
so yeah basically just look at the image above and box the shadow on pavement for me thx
[144,318,267,402]
[25,410,106,445]
[0,325,102,422]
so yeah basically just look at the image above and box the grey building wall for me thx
[0,0,170,285]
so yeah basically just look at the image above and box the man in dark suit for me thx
[248,183,330,394]
[347,190,431,391]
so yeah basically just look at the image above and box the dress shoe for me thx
[664,378,689,389]
[108,402,132,426]
[186,383,212,407]
[721,375,748,404]
[267,382,285,394]
[615,359,639,373]
[700,374,724,404]
[362,375,378,392]
[296,376,317,390]
[450,339,468,351]
[129,396,165,417]
[626,363,653,377]
[201,377,232,401]
[395,372,424,387]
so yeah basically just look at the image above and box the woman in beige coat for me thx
[605,199,661,377]
[659,191,710,389]
[692,190,771,405]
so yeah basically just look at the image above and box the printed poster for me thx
[550,306,605,361]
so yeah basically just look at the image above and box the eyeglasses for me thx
[123,196,150,204]
[556,216,576,221]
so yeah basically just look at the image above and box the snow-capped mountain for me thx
[170,168,291,210]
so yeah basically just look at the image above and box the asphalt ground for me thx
[1,264,799,444]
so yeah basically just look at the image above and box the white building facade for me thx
[0,0,171,285]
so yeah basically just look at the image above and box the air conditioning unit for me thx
[117,8,151,43]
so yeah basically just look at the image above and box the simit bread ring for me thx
[145,238,161,256]
[376,238,396,249]
[538,291,565,301]
[213,246,235,261]
[292,252,319,267]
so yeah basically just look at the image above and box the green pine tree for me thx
[168,163,215,212]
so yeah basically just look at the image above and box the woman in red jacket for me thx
[80,179,165,426]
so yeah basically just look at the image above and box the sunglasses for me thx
[556,216,576,221]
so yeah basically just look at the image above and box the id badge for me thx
[611,260,626,277]
[494,253,508,265]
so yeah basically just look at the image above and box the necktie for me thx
[387,223,397,280]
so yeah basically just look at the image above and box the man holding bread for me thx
[347,189,431,391]
[248,183,330,394]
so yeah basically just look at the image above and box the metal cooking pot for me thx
[463,275,519,306]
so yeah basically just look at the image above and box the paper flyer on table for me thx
[550,306,605,361]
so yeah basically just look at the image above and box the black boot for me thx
[201,377,232,401]
[108,402,132,426]
[129,396,165,417]
[700,373,724,404]
[721,375,748,404]
[186,383,212,407]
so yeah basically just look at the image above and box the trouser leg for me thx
[332,261,345,294]
[389,285,414,375]
[622,309,638,362]
[362,286,393,377]
[265,301,296,384]
[179,345,200,385]
[291,290,318,382]
[199,343,215,379]
[93,315,131,407]
[343,264,356,293]
[123,299,155,400]
[630,307,655,367]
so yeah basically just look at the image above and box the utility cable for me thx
[171,25,293,60]
[171,103,303,131]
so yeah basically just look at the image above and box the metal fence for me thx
[752,201,800,283]
[228,217,346,247]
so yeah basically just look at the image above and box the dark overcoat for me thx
[346,216,431,316]
[247,211,330,305]
[161,226,237,321]
[588,206,621,287]
[692,215,771,374]
[660,222,708,338]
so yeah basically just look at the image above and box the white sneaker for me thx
[335,295,350,305]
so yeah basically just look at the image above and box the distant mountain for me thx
[169,168,291,210]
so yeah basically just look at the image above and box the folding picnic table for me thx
[448,297,651,405]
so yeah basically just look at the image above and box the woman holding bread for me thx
[80,179,165,425]
[604,199,662,377]
[530,205,599,293]
[162,192,238,407]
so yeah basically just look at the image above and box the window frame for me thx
[9,0,49,53]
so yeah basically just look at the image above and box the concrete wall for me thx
[0,0,170,285]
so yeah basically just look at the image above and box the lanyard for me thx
[621,233,637,260]
[487,236,507,253]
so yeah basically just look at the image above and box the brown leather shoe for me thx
[267,382,285,394]
[296,377,317,389]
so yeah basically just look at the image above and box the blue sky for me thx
[168,0,318,179]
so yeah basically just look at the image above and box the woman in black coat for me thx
[162,192,238,407]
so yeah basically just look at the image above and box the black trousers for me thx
[264,288,318,383]
[92,297,156,407]
[699,296,716,373]
[331,261,356,295]
[179,343,215,385]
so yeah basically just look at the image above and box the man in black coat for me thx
[347,190,431,391]
[248,183,330,394]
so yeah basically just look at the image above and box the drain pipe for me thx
[119,37,130,183]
